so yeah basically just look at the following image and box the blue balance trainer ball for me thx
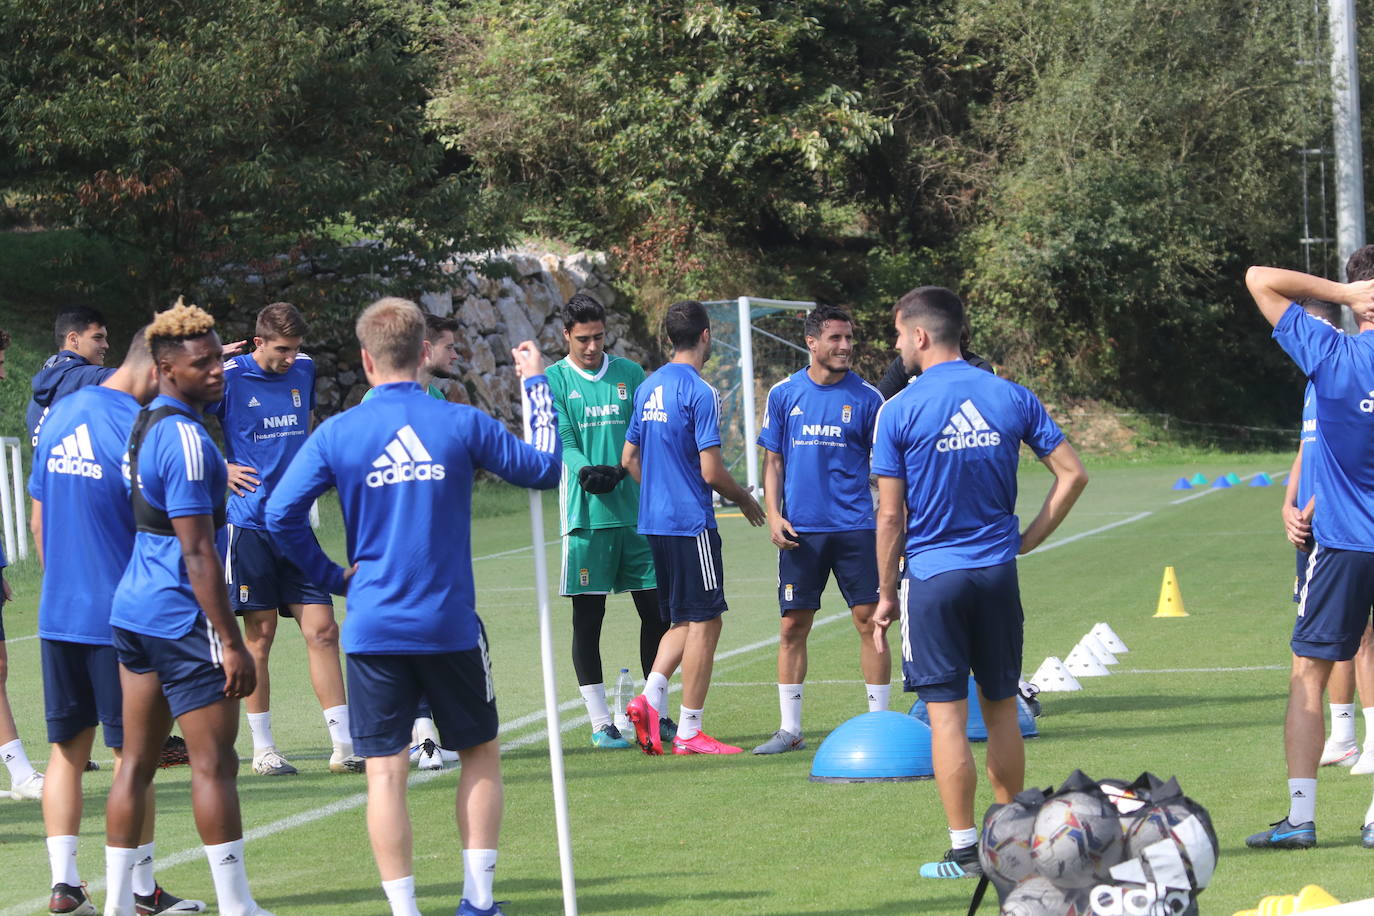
[809,710,934,782]
[908,676,1039,740]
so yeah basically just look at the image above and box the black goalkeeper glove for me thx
[578,464,627,494]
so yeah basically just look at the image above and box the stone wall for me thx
[215,250,652,432]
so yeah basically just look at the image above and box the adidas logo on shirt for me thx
[936,400,1002,453]
[366,425,446,488]
[568,390,581,399]
[789,405,803,416]
[247,396,261,407]
[47,424,103,479]
[641,386,668,423]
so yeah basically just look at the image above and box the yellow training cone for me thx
[1154,566,1188,617]
[1232,885,1342,916]
[1294,885,1341,910]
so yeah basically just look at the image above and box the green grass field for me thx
[2,452,1372,914]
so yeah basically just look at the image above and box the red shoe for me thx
[626,695,661,755]
[672,731,743,755]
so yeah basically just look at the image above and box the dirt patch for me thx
[1042,399,1140,456]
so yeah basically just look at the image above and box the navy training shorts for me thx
[225,525,333,615]
[113,616,228,718]
[647,530,728,624]
[1293,544,1374,660]
[777,529,878,614]
[42,639,124,747]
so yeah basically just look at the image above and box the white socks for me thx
[778,684,803,735]
[1288,778,1317,825]
[1331,703,1357,745]
[48,835,79,887]
[132,842,156,896]
[1,738,35,784]
[866,683,891,712]
[105,845,139,916]
[643,673,669,716]
[381,875,422,916]
[246,712,275,752]
[949,827,978,850]
[324,705,353,754]
[678,706,703,740]
[204,838,255,916]
[462,849,498,910]
[579,684,612,730]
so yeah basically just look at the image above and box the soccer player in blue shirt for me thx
[1245,264,1374,850]
[104,302,271,916]
[30,328,205,915]
[207,302,360,777]
[871,286,1087,879]
[266,297,560,916]
[27,306,115,446]
[753,305,887,755]
[621,299,766,756]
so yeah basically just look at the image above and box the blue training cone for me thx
[907,676,1038,741]
[810,711,933,782]
[1211,477,1232,489]
[1250,472,1273,487]
[1171,477,1192,490]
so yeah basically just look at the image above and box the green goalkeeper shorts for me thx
[560,526,657,596]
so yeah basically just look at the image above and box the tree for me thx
[0,0,505,310]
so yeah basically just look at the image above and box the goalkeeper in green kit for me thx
[546,294,673,748]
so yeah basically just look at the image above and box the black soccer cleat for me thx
[135,885,207,914]
[1246,817,1316,850]
[49,882,96,916]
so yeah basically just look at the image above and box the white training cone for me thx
[1065,645,1111,677]
[1079,633,1118,666]
[1030,656,1082,692]
[1092,622,1129,653]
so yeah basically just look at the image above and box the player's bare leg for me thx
[927,698,976,832]
[755,611,814,754]
[979,690,1025,804]
[365,751,413,880]
[1322,658,1358,766]
[288,603,359,771]
[0,641,42,797]
[627,625,686,754]
[241,609,295,775]
[851,601,891,710]
[1350,625,1374,773]
[672,617,740,754]
[456,739,503,914]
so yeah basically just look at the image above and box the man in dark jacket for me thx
[875,319,994,400]
[26,306,114,444]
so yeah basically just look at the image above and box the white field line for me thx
[0,469,1283,913]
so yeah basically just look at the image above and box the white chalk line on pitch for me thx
[0,472,1282,913]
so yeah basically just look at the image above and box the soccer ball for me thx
[1030,791,1125,888]
[981,799,1042,898]
[1001,876,1087,916]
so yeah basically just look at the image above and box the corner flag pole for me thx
[522,386,578,916]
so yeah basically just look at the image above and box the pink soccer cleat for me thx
[672,732,743,755]
[626,695,662,755]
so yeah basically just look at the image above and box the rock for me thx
[510,253,543,278]
[420,290,454,317]
[467,334,497,376]
[338,370,357,388]
[495,296,538,345]
[459,295,499,333]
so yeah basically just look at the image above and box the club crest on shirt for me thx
[579,568,590,586]
[842,404,852,423]
[617,382,627,400]
[291,388,302,408]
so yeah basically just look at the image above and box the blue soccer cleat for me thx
[591,724,631,749]
[455,900,506,916]
[919,846,982,878]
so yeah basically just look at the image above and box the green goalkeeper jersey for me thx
[546,354,646,534]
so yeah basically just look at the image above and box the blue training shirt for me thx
[1274,302,1374,551]
[1297,381,1319,510]
[29,385,140,644]
[758,368,883,532]
[624,362,721,537]
[265,378,561,655]
[206,354,315,529]
[871,360,1065,579]
[109,394,229,639]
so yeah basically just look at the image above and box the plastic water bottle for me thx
[613,668,634,734]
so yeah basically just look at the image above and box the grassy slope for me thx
[6,452,1373,914]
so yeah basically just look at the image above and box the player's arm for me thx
[1246,266,1374,327]
[1282,445,1314,549]
[204,395,260,496]
[266,431,349,594]
[471,342,561,488]
[621,440,641,484]
[29,498,43,569]
[763,449,797,548]
[170,512,255,698]
[871,475,906,650]
[699,447,765,525]
[1018,441,1089,555]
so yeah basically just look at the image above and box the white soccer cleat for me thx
[1319,737,1359,767]
[251,748,298,776]
[1351,748,1374,775]
[328,748,365,774]
[9,770,43,800]
[414,738,444,770]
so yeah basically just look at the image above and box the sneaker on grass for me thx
[1245,817,1316,849]
[752,729,805,755]
[456,899,506,916]
[1351,747,1374,775]
[48,882,96,915]
[10,770,44,800]
[134,886,206,914]
[919,845,982,879]
[672,732,742,755]
[329,748,366,774]
[1319,737,1359,767]
[591,723,631,749]
[251,747,297,776]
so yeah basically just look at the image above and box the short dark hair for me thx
[256,302,308,340]
[665,300,710,351]
[1347,245,1374,282]
[803,305,853,340]
[1299,297,1343,327]
[424,312,459,344]
[894,286,963,348]
[55,306,106,349]
[562,293,606,330]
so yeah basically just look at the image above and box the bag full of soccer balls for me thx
[977,769,1218,915]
